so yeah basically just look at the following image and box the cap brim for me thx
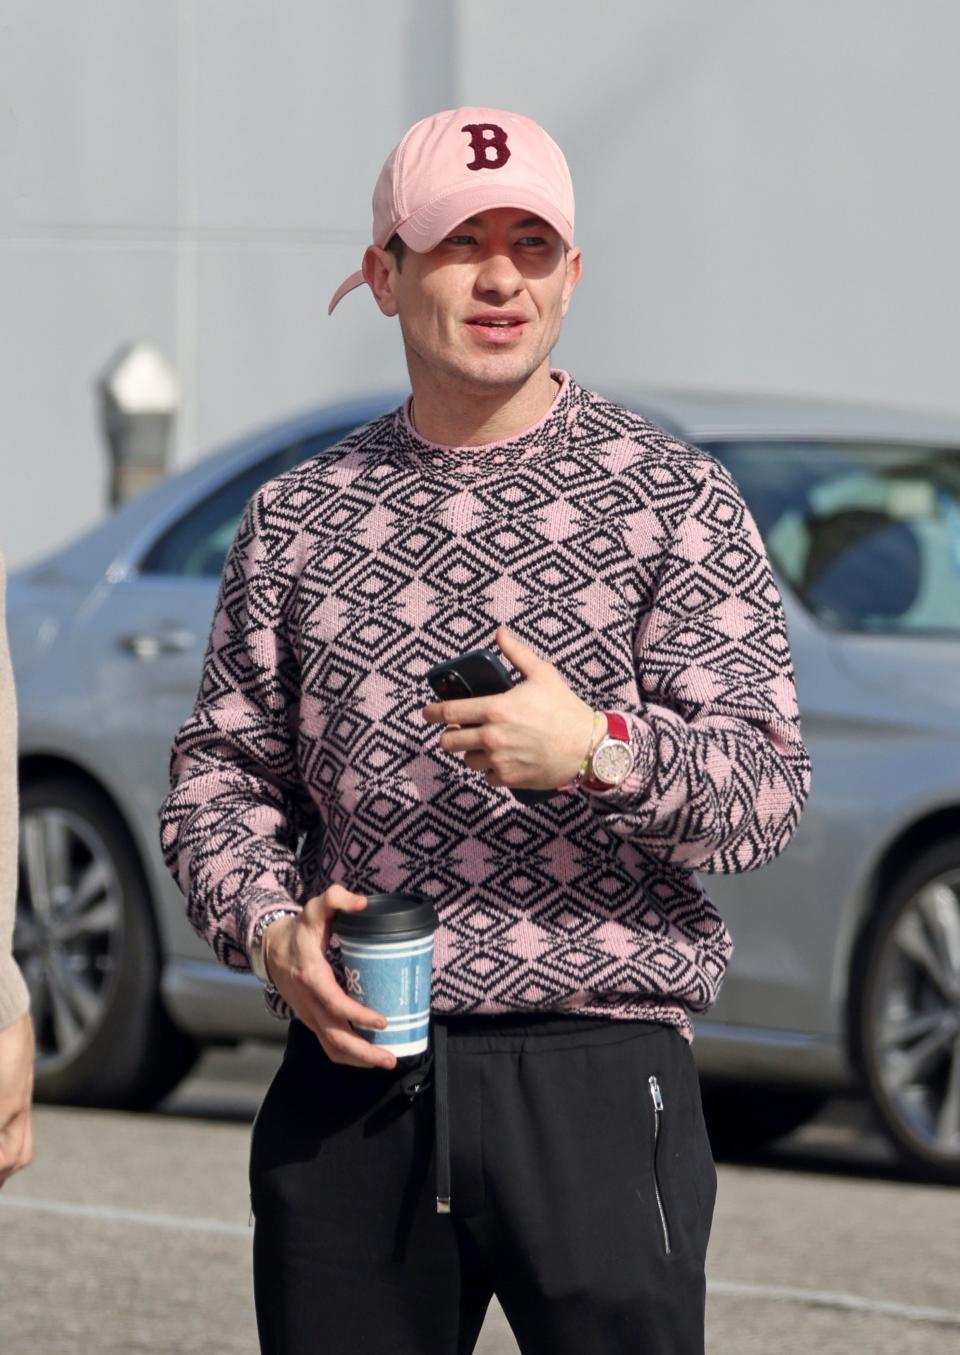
[396,183,574,254]
[329,182,575,315]
[327,269,366,315]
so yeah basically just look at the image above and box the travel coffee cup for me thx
[331,893,437,1056]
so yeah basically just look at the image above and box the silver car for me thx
[9,389,960,1181]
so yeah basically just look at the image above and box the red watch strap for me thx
[602,712,629,743]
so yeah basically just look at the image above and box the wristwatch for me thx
[581,712,635,791]
[249,908,298,992]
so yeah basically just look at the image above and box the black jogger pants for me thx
[250,1012,717,1355]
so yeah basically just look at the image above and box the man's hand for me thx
[0,1011,35,1186]
[423,625,601,790]
[262,886,397,1071]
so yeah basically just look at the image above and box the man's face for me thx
[369,208,582,391]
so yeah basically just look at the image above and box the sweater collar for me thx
[391,370,576,479]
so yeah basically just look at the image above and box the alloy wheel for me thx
[14,807,124,1072]
[867,867,960,1177]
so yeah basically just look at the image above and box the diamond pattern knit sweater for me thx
[160,372,811,1040]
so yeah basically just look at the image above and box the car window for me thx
[705,440,960,637]
[139,429,351,578]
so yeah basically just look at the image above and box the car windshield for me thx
[705,440,960,637]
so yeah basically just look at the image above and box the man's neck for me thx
[406,361,559,448]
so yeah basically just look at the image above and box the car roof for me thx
[17,383,960,587]
[609,383,960,445]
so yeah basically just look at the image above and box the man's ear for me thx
[560,246,583,316]
[362,245,400,317]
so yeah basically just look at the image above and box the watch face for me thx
[592,739,634,785]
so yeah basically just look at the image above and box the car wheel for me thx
[700,1082,826,1157]
[855,837,960,1184]
[14,774,199,1108]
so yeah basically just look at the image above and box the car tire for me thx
[15,774,199,1109]
[700,1082,826,1158]
[853,836,960,1184]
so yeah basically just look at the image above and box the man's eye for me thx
[517,236,548,247]
[445,235,477,245]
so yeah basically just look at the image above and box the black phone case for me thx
[426,648,555,805]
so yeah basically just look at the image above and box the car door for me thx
[78,428,351,965]
[690,438,870,1040]
[694,436,960,1046]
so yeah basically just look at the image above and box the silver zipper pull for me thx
[648,1075,664,1112]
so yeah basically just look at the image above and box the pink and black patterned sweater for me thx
[160,372,811,1040]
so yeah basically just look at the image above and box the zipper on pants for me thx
[648,1075,671,1255]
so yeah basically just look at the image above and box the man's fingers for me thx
[495,625,545,678]
[0,1116,30,1183]
[325,1025,396,1069]
[21,1115,34,1170]
[422,694,496,727]
[322,983,388,1032]
[311,1013,396,1069]
[322,884,368,913]
[298,978,395,1068]
[441,724,489,754]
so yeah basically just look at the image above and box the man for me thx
[161,108,810,1355]
[0,549,34,1187]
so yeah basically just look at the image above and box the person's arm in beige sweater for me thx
[0,550,34,1184]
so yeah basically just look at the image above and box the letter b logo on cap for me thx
[461,123,511,171]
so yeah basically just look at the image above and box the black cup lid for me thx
[333,892,437,939]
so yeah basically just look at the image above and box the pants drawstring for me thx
[433,1022,451,1213]
[400,1020,451,1215]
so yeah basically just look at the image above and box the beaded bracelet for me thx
[566,710,607,791]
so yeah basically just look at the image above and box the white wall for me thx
[2,0,958,567]
[486,0,960,408]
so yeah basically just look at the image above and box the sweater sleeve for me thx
[159,489,311,972]
[584,458,811,873]
[0,552,30,1029]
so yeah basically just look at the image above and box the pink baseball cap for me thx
[328,107,575,315]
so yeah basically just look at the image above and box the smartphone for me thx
[426,648,555,805]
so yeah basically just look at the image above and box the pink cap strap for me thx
[327,270,366,316]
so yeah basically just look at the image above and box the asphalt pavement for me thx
[0,1042,957,1354]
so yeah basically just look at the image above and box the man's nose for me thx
[474,250,523,299]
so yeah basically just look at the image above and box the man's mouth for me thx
[466,314,527,328]
[465,315,527,342]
